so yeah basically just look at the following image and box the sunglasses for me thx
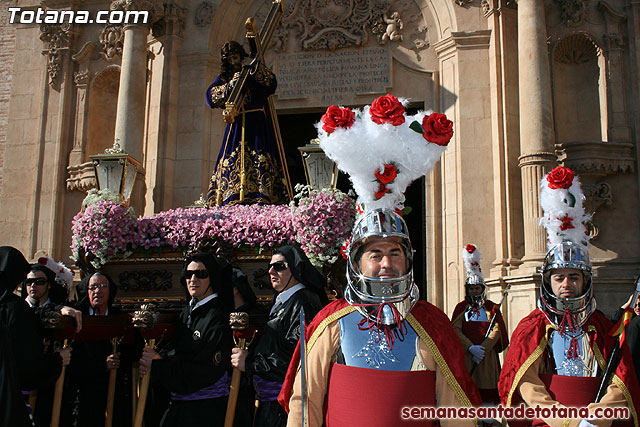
[269,261,289,272]
[185,269,209,279]
[25,278,48,286]
[88,283,109,291]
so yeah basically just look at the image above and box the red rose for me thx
[546,166,575,189]
[374,183,390,200]
[559,214,575,231]
[422,113,453,146]
[369,94,405,126]
[465,244,476,253]
[374,164,397,185]
[321,105,356,134]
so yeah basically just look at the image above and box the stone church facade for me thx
[1,0,639,332]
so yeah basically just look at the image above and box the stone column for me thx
[111,0,163,161]
[517,0,556,266]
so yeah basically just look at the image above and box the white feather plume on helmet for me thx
[539,166,591,250]
[316,94,454,326]
[462,243,483,283]
[37,256,74,290]
[316,94,453,212]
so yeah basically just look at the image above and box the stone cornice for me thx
[433,30,492,58]
[517,152,556,167]
[555,141,635,175]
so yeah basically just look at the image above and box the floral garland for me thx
[71,186,355,269]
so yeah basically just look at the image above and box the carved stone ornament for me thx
[603,33,625,51]
[67,161,97,192]
[194,1,216,28]
[554,0,587,27]
[481,0,491,15]
[74,70,90,87]
[110,0,165,24]
[267,0,427,55]
[40,23,77,87]
[556,141,635,175]
[582,182,613,240]
[553,33,600,65]
[454,0,473,7]
[118,270,173,292]
[152,3,186,38]
[99,24,124,60]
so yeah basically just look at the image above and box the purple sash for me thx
[172,371,230,401]
[253,375,282,402]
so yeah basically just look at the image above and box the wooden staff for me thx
[50,338,69,427]
[470,283,511,376]
[132,303,158,427]
[105,336,123,427]
[29,390,38,414]
[224,312,255,427]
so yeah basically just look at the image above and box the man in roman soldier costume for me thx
[498,166,640,427]
[452,244,508,425]
[205,40,287,207]
[278,95,481,426]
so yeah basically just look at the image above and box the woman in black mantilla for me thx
[231,245,328,427]
[205,40,287,206]
[139,252,234,427]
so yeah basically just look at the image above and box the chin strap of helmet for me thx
[353,301,407,350]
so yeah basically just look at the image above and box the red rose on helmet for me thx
[422,113,453,146]
[374,164,397,185]
[321,105,356,134]
[546,166,575,189]
[374,183,390,200]
[369,94,405,126]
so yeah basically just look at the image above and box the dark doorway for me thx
[276,110,428,300]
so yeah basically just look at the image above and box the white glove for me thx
[578,419,597,427]
[469,345,485,361]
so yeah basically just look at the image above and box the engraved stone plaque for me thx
[276,47,392,104]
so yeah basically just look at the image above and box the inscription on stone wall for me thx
[276,47,391,103]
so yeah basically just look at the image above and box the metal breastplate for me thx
[464,306,489,322]
[547,329,597,377]
[338,311,423,371]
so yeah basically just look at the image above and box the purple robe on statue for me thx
[205,62,286,206]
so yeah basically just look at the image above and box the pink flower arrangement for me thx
[290,185,356,267]
[71,187,356,269]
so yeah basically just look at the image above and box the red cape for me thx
[451,300,509,352]
[278,298,482,412]
[498,308,640,426]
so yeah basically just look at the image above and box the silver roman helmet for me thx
[537,166,595,330]
[314,95,454,325]
[539,241,595,330]
[462,243,486,307]
[344,208,419,325]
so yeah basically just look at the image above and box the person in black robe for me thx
[0,246,70,427]
[230,245,327,427]
[139,252,234,427]
[61,271,137,427]
[21,263,69,427]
